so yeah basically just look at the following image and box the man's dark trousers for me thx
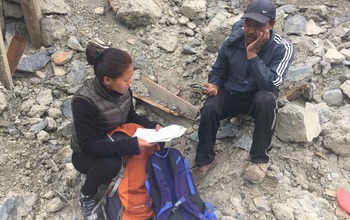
[195,88,278,166]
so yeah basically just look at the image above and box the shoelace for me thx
[81,195,97,216]
[253,163,268,172]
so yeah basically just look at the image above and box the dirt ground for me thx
[0,0,350,219]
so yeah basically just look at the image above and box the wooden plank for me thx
[282,83,308,102]
[20,0,43,48]
[6,36,28,75]
[140,75,199,120]
[0,28,13,91]
[149,106,195,128]
[133,93,179,116]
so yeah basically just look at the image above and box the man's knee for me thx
[201,102,219,118]
[255,91,277,107]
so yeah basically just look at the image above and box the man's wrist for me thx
[247,51,257,60]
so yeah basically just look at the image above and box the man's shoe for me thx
[191,159,216,186]
[243,162,269,183]
[80,193,105,220]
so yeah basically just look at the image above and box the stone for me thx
[324,49,345,63]
[110,0,162,28]
[17,50,51,73]
[41,0,71,15]
[285,64,313,82]
[322,89,343,106]
[51,50,74,66]
[41,18,66,47]
[285,15,307,35]
[94,7,104,15]
[67,36,85,52]
[306,20,326,35]
[340,80,350,98]
[275,104,321,142]
[180,0,207,20]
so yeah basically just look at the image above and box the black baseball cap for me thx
[241,0,276,23]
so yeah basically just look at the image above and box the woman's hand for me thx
[137,137,157,153]
[203,83,219,96]
[155,124,163,131]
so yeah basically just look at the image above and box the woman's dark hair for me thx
[86,45,132,82]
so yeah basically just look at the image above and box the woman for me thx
[70,45,162,219]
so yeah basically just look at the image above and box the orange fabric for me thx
[109,123,157,220]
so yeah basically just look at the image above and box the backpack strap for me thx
[149,148,174,219]
[203,202,217,220]
[169,148,216,219]
[107,158,125,197]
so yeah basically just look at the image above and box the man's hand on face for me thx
[246,28,270,59]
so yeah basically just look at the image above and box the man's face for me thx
[243,18,274,46]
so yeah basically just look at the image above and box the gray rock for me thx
[202,12,237,53]
[231,0,240,9]
[61,98,73,120]
[45,197,64,213]
[3,1,23,18]
[110,0,162,28]
[29,120,48,134]
[67,36,85,52]
[16,50,51,74]
[0,191,37,219]
[285,64,313,82]
[322,106,350,156]
[66,60,86,85]
[182,45,198,55]
[0,91,8,114]
[180,0,207,20]
[275,103,321,142]
[41,0,71,15]
[156,34,178,53]
[235,132,252,152]
[285,15,307,35]
[322,89,343,106]
[41,18,66,47]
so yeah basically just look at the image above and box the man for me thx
[192,0,294,184]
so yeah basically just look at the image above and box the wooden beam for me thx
[20,0,43,48]
[140,75,199,120]
[6,36,28,75]
[0,28,13,91]
[282,83,308,102]
[133,93,179,116]
[149,106,195,128]
[133,93,195,127]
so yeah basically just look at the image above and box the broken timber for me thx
[20,0,43,48]
[139,76,200,127]
[0,28,13,91]
[7,36,28,75]
[133,93,179,116]
[282,83,308,102]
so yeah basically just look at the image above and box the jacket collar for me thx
[92,77,123,101]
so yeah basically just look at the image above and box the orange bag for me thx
[107,123,157,220]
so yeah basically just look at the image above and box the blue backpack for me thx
[145,147,217,220]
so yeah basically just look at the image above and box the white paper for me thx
[133,124,187,142]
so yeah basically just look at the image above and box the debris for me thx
[282,83,308,101]
[133,93,179,116]
[281,155,299,161]
[315,151,327,160]
[140,75,199,120]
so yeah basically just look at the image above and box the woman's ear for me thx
[103,76,111,86]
